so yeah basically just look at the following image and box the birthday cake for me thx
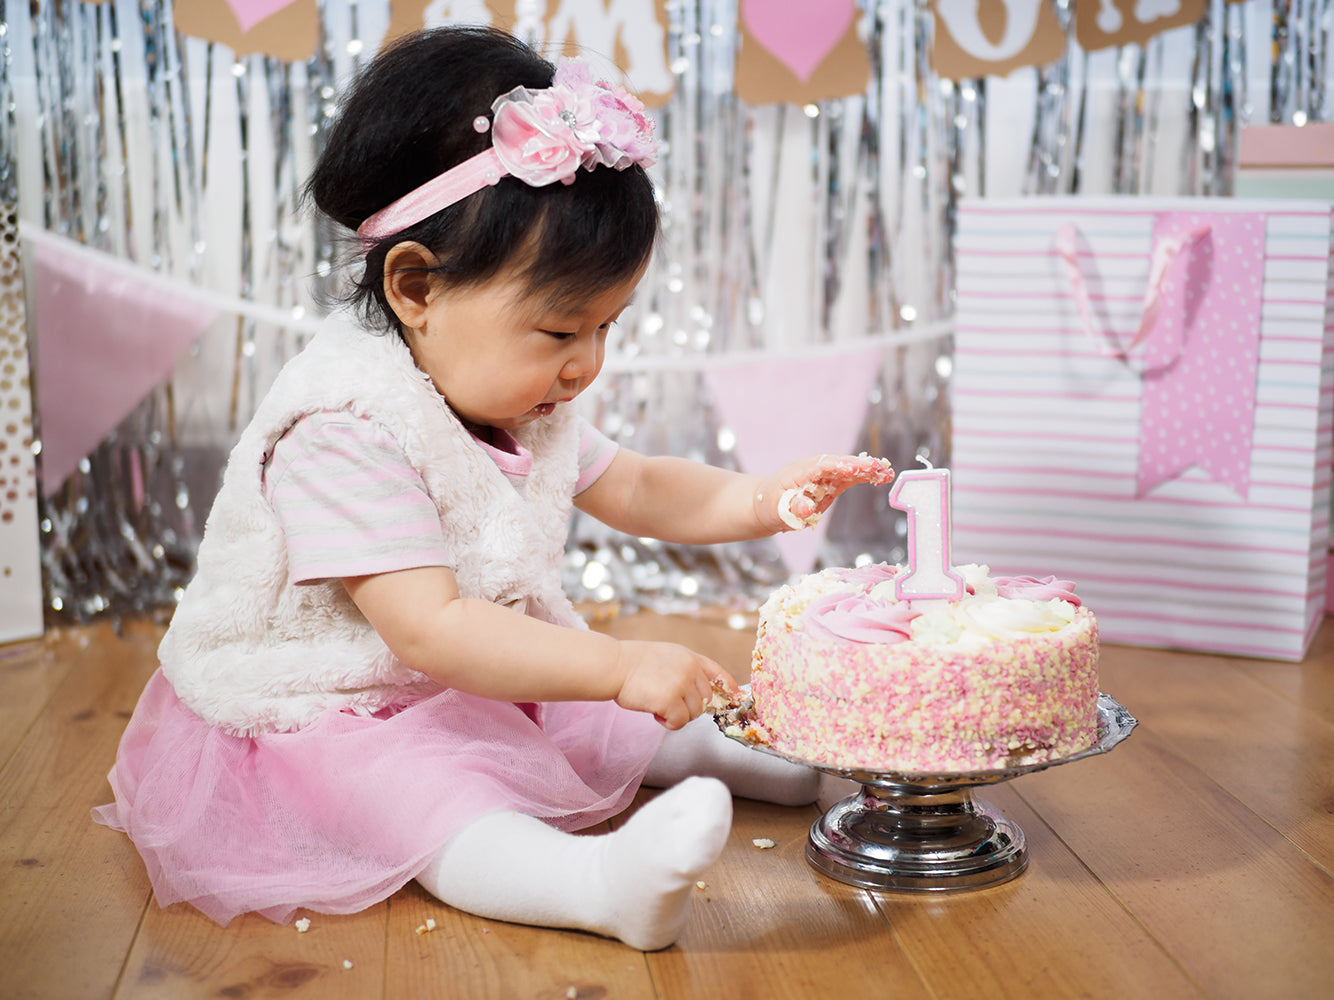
[745,563,1100,773]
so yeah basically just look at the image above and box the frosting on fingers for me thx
[777,486,828,530]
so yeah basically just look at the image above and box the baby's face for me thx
[403,266,643,435]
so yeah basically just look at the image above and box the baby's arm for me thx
[343,566,738,729]
[575,449,893,543]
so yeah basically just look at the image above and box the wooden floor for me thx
[2,610,1332,1000]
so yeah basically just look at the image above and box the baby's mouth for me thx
[532,402,556,417]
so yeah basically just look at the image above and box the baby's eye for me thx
[540,329,577,340]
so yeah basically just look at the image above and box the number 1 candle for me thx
[888,466,965,602]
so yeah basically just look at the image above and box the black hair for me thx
[306,27,659,333]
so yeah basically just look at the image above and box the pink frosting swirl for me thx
[803,593,920,644]
[828,563,899,590]
[993,575,1081,607]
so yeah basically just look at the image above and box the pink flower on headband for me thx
[552,60,657,170]
[491,86,596,187]
[490,58,656,187]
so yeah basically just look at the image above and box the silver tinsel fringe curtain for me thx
[1,0,1330,624]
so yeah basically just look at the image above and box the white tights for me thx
[416,715,821,950]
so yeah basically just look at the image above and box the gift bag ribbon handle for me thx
[1054,221,1211,365]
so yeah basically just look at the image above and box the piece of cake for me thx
[747,563,1099,772]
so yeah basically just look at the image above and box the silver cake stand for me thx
[714,693,1136,892]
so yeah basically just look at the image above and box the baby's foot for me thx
[599,776,732,950]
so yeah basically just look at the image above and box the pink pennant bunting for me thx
[224,0,300,33]
[34,243,219,494]
[704,344,883,575]
[1136,212,1265,498]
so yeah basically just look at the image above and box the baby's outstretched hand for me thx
[754,453,893,534]
[613,640,741,730]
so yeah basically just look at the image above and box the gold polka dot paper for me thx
[0,205,43,641]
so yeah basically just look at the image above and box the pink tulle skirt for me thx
[92,669,665,926]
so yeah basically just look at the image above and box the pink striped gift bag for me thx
[950,196,1334,661]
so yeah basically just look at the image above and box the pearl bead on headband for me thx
[356,57,657,249]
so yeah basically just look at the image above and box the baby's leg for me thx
[644,713,821,805]
[416,776,731,951]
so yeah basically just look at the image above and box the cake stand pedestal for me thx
[716,693,1136,893]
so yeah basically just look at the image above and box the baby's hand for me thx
[613,640,741,730]
[754,453,893,533]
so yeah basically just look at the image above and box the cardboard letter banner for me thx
[173,0,319,62]
[734,0,870,106]
[387,1,496,45]
[389,0,675,108]
[929,0,1066,81]
[1074,0,1207,53]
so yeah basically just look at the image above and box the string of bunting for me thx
[19,222,950,376]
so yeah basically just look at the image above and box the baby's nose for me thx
[561,341,599,382]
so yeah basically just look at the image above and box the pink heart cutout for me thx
[224,0,299,33]
[741,0,856,83]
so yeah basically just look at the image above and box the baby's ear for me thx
[383,241,440,329]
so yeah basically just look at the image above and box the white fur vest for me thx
[158,312,585,735]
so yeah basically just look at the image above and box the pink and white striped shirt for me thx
[263,410,617,584]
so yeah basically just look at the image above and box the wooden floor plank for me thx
[0,622,160,1000]
[380,815,656,999]
[7,611,1334,1000]
[870,781,1203,999]
[383,879,657,999]
[1099,642,1334,873]
[1228,618,1334,720]
[1014,724,1334,1000]
[115,902,388,999]
[0,628,77,765]
[649,796,931,1000]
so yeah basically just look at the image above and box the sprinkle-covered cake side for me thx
[749,564,1100,772]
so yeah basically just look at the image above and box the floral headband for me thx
[356,57,657,248]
